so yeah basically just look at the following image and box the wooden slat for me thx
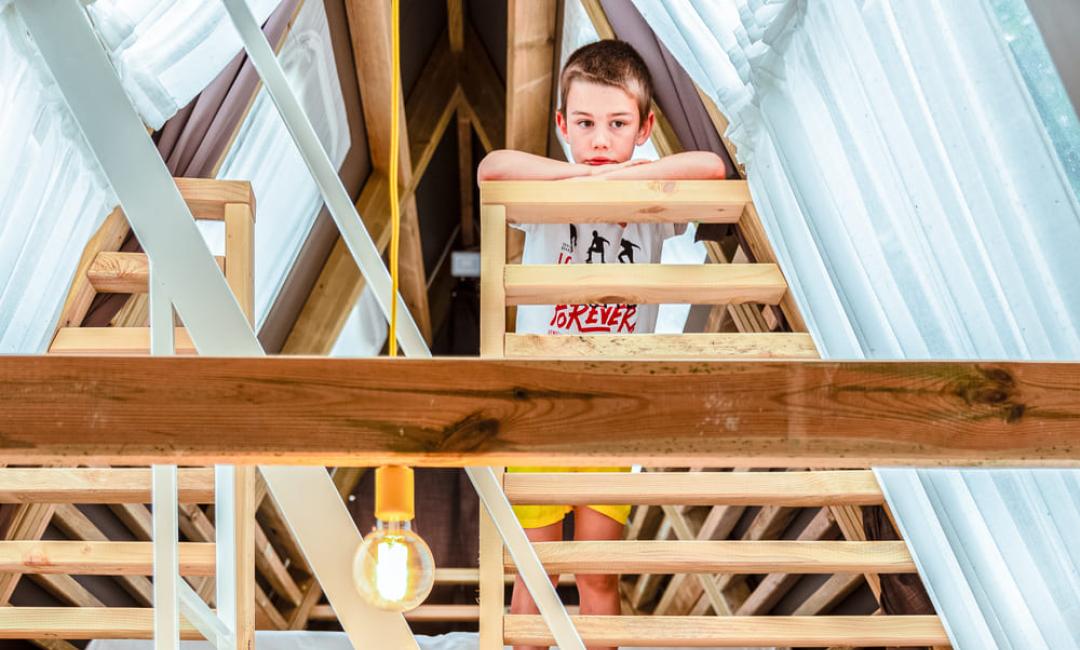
[503,615,950,648]
[29,573,104,608]
[480,205,507,357]
[505,333,817,359]
[406,35,460,191]
[0,608,203,639]
[0,503,56,603]
[224,203,255,324]
[741,201,809,333]
[311,603,486,622]
[2,357,1075,467]
[231,466,256,648]
[481,180,751,223]
[55,207,128,330]
[87,252,225,294]
[52,504,153,606]
[50,327,196,355]
[0,468,214,504]
[792,572,864,616]
[254,513,302,607]
[460,23,506,152]
[504,264,787,306]
[0,541,215,575]
[652,501,744,616]
[173,178,255,220]
[478,466,504,650]
[505,541,914,574]
[503,470,882,506]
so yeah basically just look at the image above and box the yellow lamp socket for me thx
[375,465,414,522]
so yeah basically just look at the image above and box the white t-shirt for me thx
[513,222,678,335]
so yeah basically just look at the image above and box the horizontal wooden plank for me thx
[503,471,882,506]
[174,178,255,220]
[504,541,914,574]
[0,608,203,639]
[481,180,750,224]
[0,356,1076,467]
[503,615,950,647]
[0,468,214,504]
[0,541,215,575]
[49,327,196,355]
[505,333,818,359]
[310,603,500,623]
[88,252,225,294]
[504,264,787,305]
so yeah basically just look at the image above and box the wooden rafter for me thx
[345,0,432,343]
[283,34,461,354]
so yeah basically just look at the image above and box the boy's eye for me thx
[577,120,593,128]
[611,120,625,128]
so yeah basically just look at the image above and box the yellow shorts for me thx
[506,466,632,529]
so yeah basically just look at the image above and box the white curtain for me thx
[633,0,1080,359]
[86,0,279,129]
[0,3,117,353]
[205,0,349,327]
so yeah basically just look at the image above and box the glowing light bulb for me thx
[354,520,436,612]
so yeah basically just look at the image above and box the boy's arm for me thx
[592,151,729,181]
[477,149,645,181]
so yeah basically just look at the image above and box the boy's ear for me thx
[636,111,655,146]
[555,110,569,140]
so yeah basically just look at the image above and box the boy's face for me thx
[557,80,654,165]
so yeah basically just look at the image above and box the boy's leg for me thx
[510,520,563,650]
[573,506,624,650]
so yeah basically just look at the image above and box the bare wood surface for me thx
[504,615,950,648]
[173,178,256,219]
[54,207,128,330]
[505,333,817,359]
[505,541,913,574]
[1,357,1076,467]
[480,205,507,357]
[0,541,215,575]
[50,327,196,355]
[504,263,787,306]
[224,203,255,324]
[0,468,214,504]
[86,252,224,295]
[504,470,882,506]
[0,608,203,639]
[52,505,153,606]
[506,0,557,155]
[482,180,750,223]
[461,23,506,153]
[478,467,504,650]
[740,202,808,333]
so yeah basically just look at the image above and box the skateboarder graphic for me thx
[586,230,610,263]
[618,239,641,264]
[569,224,578,250]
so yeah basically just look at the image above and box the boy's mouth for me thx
[584,157,616,165]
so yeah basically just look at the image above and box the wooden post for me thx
[234,467,256,650]
[480,204,507,357]
[477,466,505,650]
[223,203,255,324]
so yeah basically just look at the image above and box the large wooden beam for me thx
[0,357,1076,466]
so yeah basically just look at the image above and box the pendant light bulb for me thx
[354,466,436,612]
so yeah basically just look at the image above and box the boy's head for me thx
[557,40,655,165]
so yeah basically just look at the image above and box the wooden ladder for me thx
[476,179,947,648]
[48,178,255,354]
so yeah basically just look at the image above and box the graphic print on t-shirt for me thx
[585,230,609,263]
[514,221,675,337]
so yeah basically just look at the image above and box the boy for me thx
[478,40,727,650]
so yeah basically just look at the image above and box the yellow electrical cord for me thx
[388,0,401,357]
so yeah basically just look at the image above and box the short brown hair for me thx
[559,40,653,124]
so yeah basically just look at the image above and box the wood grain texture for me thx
[87,252,224,295]
[0,468,214,504]
[50,327,196,355]
[506,0,557,156]
[0,357,1075,467]
[482,180,750,224]
[0,541,215,575]
[505,333,817,359]
[503,615,949,647]
[54,207,128,330]
[503,471,882,506]
[0,608,203,639]
[740,202,808,333]
[173,178,256,220]
[505,541,913,574]
[503,263,787,305]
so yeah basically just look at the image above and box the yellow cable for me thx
[388,0,401,357]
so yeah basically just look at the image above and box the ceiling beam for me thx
[345,0,432,343]
[0,356,1073,467]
